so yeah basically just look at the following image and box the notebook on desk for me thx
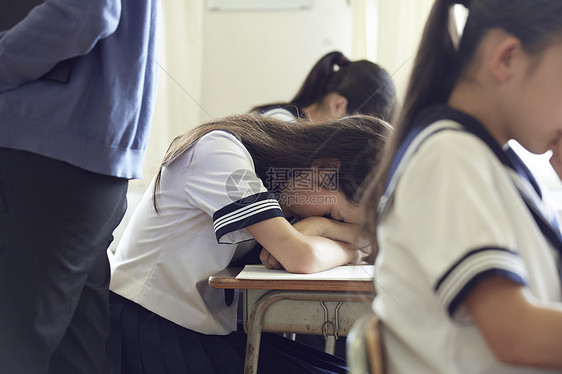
[236,264,374,281]
[0,0,72,83]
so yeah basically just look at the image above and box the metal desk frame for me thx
[209,267,374,374]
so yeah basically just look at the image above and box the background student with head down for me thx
[253,50,396,123]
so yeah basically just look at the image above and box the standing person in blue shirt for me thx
[362,0,562,373]
[252,51,396,123]
[0,0,159,373]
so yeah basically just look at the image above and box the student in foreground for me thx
[108,114,391,373]
[362,0,562,373]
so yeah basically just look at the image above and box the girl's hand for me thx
[293,216,371,249]
[292,216,331,237]
[247,217,366,273]
[259,248,284,270]
[549,135,562,181]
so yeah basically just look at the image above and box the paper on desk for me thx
[236,264,374,280]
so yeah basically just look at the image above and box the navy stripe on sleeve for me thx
[434,247,527,317]
[213,192,284,243]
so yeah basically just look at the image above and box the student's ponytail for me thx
[393,0,463,145]
[360,0,469,261]
[249,51,346,114]
[289,51,347,109]
[290,51,397,120]
[366,0,462,190]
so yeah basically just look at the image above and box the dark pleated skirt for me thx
[108,292,347,374]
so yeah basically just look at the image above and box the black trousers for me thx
[0,148,128,374]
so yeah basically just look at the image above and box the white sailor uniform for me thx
[374,105,562,374]
[109,130,347,374]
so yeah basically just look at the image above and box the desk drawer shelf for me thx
[244,289,373,337]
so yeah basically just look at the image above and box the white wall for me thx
[199,0,353,120]
[375,0,433,101]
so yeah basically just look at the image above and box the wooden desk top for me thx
[209,267,375,293]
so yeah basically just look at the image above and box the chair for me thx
[346,312,385,374]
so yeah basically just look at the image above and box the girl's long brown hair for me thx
[153,113,391,213]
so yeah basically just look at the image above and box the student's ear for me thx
[326,93,348,119]
[489,36,524,82]
[310,157,341,170]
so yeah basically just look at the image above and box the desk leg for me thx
[244,320,262,374]
[245,291,285,374]
[244,291,371,374]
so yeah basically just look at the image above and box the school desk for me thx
[208,265,375,374]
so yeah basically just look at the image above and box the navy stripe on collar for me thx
[213,192,283,243]
[414,104,542,196]
[383,104,562,252]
